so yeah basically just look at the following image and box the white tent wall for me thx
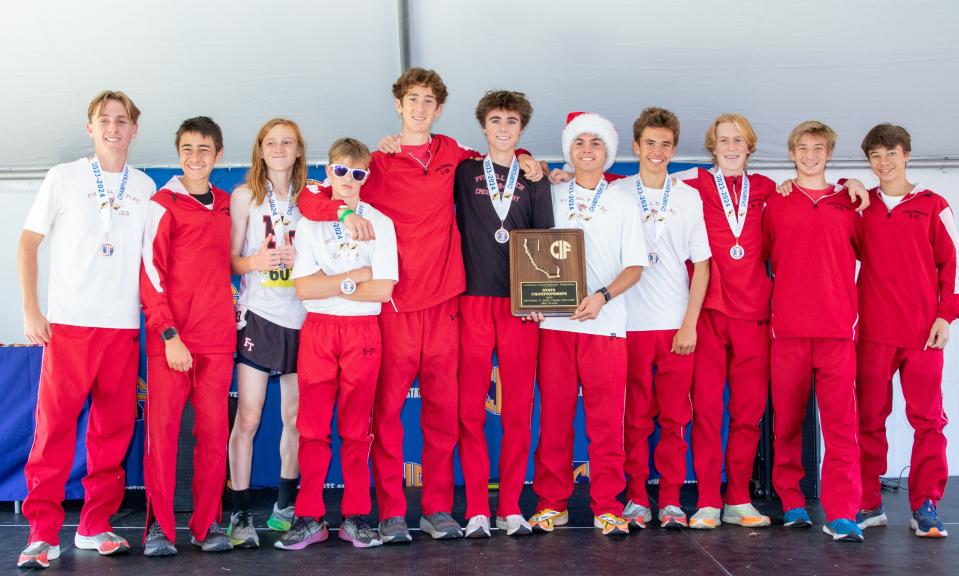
[3,0,958,483]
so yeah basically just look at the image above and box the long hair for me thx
[246,118,308,206]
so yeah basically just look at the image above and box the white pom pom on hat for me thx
[561,111,618,171]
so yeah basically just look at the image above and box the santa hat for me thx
[561,111,618,171]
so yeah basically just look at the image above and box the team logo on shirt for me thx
[573,461,590,483]
[404,462,423,487]
[485,366,503,415]
[136,377,148,420]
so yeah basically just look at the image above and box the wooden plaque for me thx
[509,229,587,316]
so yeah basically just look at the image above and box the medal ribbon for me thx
[635,175,673,250]
[566,178,607,227]
[712,168,750,243]
[483,156,520,227]
[91,156,129,238]
[266,181,296,246]
[332,202,368,259]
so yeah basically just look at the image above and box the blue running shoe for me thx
[783,507,812,528]
[855,506,887,530]
[911,499,948,538]
[823,518,864,542]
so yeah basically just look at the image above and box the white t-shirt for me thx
[236,192,307,330]
[23,157,155,329]
[292,202,398,316]
[880,190,905,210]
[540,180,647,338]
[615,176,711,331]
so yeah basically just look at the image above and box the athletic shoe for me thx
[17,541,60,569]
[74,531,131,555]
[420,512,463,540]
[143,522,177,557]
[658,505,688,529]
[529,508,568,533]
[495,514,532,536]
[911,499,949,538]
[267,502,295,532]
[594,513,629,536]
[689,507,722,530]
[274,517,329,550]
[783,507,812,528]
[823,518,865,542]
[338,516,382,548]
[378,516,412,544]
[855,506,888,530]
[229,509,260,548]
[191,522,233,552]
[464,515,491,538]
[622,500,653,530]
[723,503,772,528]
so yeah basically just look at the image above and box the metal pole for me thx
[397,0,411,72]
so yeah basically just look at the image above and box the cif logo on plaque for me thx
[573,461,591,483]
[550,239,572,260]
[404,462,423,487]
[485,366,503,415]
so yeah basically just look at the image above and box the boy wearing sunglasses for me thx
[279,138,398,550]
[297,68,543,542]
[454,91,553,538]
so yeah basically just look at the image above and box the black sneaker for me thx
[191,522,233,552]
[378,516,412,544]
[143,522,177,557]
[339,516,383,548]
[274,517,329,550]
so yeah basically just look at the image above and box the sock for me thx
[232,488,250,515]
[277,477,298,509]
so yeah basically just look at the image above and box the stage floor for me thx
[3,481,955,575]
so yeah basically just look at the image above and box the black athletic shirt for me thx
[454,159,554,297]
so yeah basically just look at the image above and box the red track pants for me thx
[143,352,233,542]
[23,324,138,545]
[624,329,694,508]
[533,330,627,517]
[457,295,538,518]
[857,340,948,510]
[771,337,861,521]
[692,309,770,508]
[296,314,379,518]
[371,297,459,519]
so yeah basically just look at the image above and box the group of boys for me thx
[15,65,953,568]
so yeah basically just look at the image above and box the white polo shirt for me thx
[614,175,711,332]
[23,157,155,329]
[292,201,398,316]
[540,180,647,338]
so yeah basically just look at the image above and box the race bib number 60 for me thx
[260,268,294,288]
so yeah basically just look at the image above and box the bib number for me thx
[260,267,294,288]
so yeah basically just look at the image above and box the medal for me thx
[712,168,750,260]
[483,156,520,244]
[340,277,357,295]
[90,157,129,258]
[100,242,114,257]
[566,178,608,225]
[266,181,296,269]
[331,202,367,260]
[635,175,672,263]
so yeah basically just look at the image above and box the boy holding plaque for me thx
[617,108,711,530]
[854,124,954,538]
[140,117,236,555]
[530,112,645,537]
[763,121,864,542]
[279,138,398,550]
[18,90,155,569]
[454,91,553,538]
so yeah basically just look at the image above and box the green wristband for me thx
[339,208,355,223]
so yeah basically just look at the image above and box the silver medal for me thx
[100,242,115,257]
[340,278,357,295]
[648,252,660,265]
[729,244,745,260]
[494,227,510,244]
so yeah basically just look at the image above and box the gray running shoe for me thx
[420,512,463,540]
[856,506,888,530]
[143,522,177,557]
[464,515,491,538]
[622,500,653,529]
[495,514,532,536]
[191,522,233,553]
[339,516,383,548]
[267,502,295,532]
[275,517,329,550]
[378,516,413,544]
[229,509,260,548]
[74,531,131,555]
[17,541,61,569]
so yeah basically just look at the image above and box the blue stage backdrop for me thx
[0,160,730,501]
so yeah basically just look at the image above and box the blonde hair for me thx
[704,113,757,161]
[788,120,837,152]
[245,118,308,206]
[328,138,372,166]
[87,90,141,124]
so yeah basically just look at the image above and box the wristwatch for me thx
[595,287,611,303]
[161,327,178,341]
